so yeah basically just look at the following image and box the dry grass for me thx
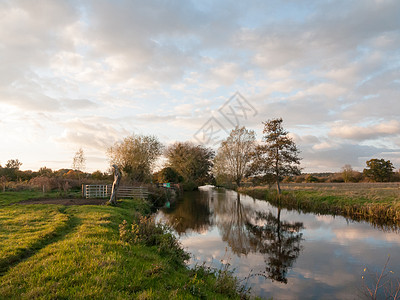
[239,183,400,229]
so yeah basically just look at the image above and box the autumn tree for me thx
[341,164,353,183]
[165,142,214,190]
[213,126,256,187]
[363,158,394,182]
[251,118,301,194]
[108,134,163,183]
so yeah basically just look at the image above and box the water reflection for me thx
[156,186,400,299]
[247,206,304,283]
[160,188,303,284]
[161,191,213,235]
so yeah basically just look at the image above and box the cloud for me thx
[330,120,400,141]
[0,0,399,171]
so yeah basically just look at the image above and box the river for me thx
[155,186,400,299]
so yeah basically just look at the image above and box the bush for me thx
[119,217,190,266]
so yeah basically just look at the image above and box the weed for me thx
[360,256,400,299]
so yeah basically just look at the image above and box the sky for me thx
[0,0,399,173]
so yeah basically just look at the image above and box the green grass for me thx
[0,190,62,207]
[0,191,249,299]
[239,183,400,228]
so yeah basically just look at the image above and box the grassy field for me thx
[239,182,400,228]
[0,191,249,299]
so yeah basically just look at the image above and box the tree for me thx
[363,159,394,182]
[251,118,301,194]
[0,159,23,181]
[341,164,360,183]
[107,134,163,183]
[165,142,214,190]
[5,159,22,169]
[72,148,86,172]
[213,126,256,187]
[155,167,183,184]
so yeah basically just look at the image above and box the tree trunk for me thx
[109,165,121,206]
[276,178,281,195]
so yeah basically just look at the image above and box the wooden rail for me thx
[82,185,148,199]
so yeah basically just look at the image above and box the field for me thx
[239,182,400,228]
[0,191,248,299]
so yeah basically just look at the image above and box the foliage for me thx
[0,159,23,181]
[363,159,395,182]
[154,167,183,184]
[251,118,301,194]
[107,134,163,183]
[165,142,215,190]
[213,126,256,187]
[5,159,22,169]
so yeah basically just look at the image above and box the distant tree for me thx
[1,159,23,181]
[156,167,183,184]
[72,148,86,172]
[165,142,214,190]
[341,164,354,183]
[107,134,163,183]
[363,159,394,182]
[213,126,256,187]
[38,167,53,177]
[91,170,110,181]
[5,159,22,170]
[251,118,301,194]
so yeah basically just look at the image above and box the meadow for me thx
[239,182,400,229]
[0,190,249,299]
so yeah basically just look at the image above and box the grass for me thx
[239,183,400,228]
[0,191,249,299]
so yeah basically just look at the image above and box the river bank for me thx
[0,190,249,299]
[239,183,400,228]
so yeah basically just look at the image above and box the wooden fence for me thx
[82,184,148,199]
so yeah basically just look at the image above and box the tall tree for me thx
[213,126,256,187]
[252,118,301,194]
[363,158,394,182]
[165,142,214,190]
[108,134,163,183]
[341,164,353,183]
[72,148,86,172]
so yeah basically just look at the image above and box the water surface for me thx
[156,186,400,299]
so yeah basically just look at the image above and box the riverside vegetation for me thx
[0,190,251,299]
[239,182,400,229]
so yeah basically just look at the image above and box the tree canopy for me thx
[363,158,394,182]
[165,142,214,190]
[251,118,301,194]
[107,134,163,183]
[213,126,256,187]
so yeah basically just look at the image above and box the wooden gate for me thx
[82,184,148,199]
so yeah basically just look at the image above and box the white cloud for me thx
[0,0,399,172]
[330,120,400,141]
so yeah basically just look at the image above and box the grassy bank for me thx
[239,183,400,228]
[0,191,249,299]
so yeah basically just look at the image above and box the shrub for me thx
[119,216,190,266]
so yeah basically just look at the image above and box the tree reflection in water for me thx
[159,188,304,284]
[247,206,304,284]
[216,193,254,255]
[161,191,213,235]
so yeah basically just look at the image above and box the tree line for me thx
[1,118,399,193]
